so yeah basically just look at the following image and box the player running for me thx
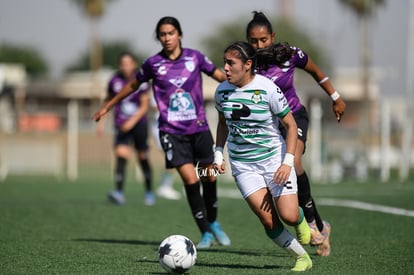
[246,11,347,256]
[93,16,230,249]
[96,52,154,206]
[214,41,312,272]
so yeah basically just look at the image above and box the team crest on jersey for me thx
[114,81,123,92]
[185,60,195,72]
[251,90,262,104]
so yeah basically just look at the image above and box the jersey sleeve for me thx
[106,77,115,99]
[196,50,216,76]
[214,85,224,113]
[291,46,309,69]
[269,84,291,118]
[136,59,153,83]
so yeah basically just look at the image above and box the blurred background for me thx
[0,0,413,183]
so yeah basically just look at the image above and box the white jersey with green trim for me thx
[215,74,290,163]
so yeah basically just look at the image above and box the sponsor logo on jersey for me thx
[158,65,167,75]
[169,77,188,88]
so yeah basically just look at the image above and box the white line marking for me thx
[218,188,414,218]
[318,198,414,218]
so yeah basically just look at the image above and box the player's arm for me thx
[211,68,227,83]
[213,112,228,174]
[273,111,297,185]
[303,58,346,122]
[119,92,150,133]
[93,78,141,122]
[96,84,116,137]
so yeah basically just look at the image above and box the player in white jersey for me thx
[214,41,312,272]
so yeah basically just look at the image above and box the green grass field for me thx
[1,169,414,274]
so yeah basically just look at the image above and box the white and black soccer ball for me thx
[158,235,197,274]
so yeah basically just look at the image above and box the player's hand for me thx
[93,107,109,122]
[273,164,291,185]
[333,98,346,123]
[213,160,226,174]
[119,119,137,133]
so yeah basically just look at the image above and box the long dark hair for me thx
[246,11,294,69]
[155,16,183,40]
[224,41,257,75]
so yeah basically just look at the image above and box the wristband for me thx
[283,153,294,167]
[214,147,224,165]
[318,77,329,85]
[330,91,340,101]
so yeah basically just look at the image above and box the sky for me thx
[0,0,412,98]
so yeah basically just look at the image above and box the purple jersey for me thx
[136,48,216,135]
[256,46,308,113]
[107,71,149,128]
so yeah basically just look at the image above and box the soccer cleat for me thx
[156,185,181,200]
[291,253,313,272]
[209,221,231,246]
[196,232,214,249]
[309,220,324,246]
[294,217,311,245]
[108,190,126,205]
[144,191,156,206]
[316,221,331,256]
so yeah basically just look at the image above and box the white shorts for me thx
[231,158,297,199]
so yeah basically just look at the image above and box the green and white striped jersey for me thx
[215,74,290,163]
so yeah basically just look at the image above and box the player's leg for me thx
[194,131,230,246]
[243,186,312,272]
[267,167,310,246]
[108,129,130,205]
[293,106,329,249]
[109,144,130,205]
[177,163,214,249]
[152,118,181,200]
[133,122,154,205]
[159,132,213,248]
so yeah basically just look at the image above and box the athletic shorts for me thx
[231,158,297,199]
[279,105,309,147]
[158,130,214,169]
[114,121,149,151]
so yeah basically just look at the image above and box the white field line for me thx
[218,188,414,218]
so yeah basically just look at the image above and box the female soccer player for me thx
[214,41,312,271]
[93,16,230,249]
[246,11,347,256]
[96,52,154,206]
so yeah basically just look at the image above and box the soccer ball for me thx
[158,235,197,274]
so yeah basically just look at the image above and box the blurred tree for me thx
[202,17,329,72]
[0,44,48,76]
[65,40,145,72]
[339,0,385,158]
[69,0,117,71]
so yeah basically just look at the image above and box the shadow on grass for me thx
[138,258,283,273]
[73,238,160,246]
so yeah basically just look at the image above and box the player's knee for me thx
[279,212,300,226]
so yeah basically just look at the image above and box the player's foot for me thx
[108,190,125,205]
[144,191,155,206]
[291,253,312,272]
[316,221,331,256]
[309,220,324,246]
[157,185,181,200]
[294,217,311,245]
[209,221,231,246]
[196,232,214,249]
